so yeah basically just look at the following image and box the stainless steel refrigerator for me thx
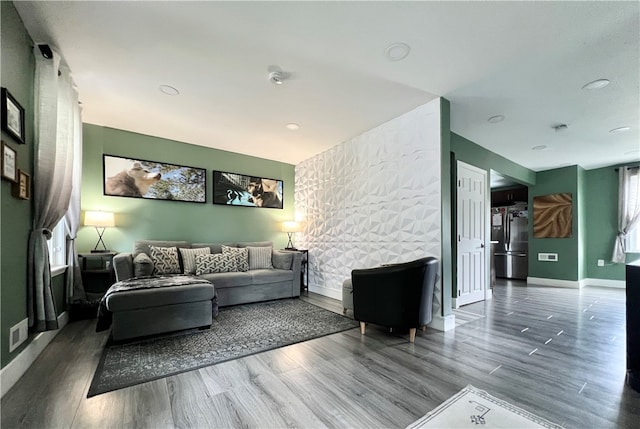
[491,206,528,279]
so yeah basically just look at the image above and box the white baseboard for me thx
[429,313,456,332]
[527,277,626,289]
[581,278,626,289]
[1,311,69,399]
[527,277,582,289]
[308,284,342,300]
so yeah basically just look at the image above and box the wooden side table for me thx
[78,252,116,300]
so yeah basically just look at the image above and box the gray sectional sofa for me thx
[113,240,303,307]
[106,240,302,340]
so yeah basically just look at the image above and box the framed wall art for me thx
[1,140,17,182]
[1,88,26,144]
[103,154,206,203]
[533,192,573,238]
[12,169,30,200]
[213,171,283,209]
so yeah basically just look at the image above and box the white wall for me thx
[295,99,442,302]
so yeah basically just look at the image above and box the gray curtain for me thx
[28,49,79,331]
[64,64,85,303]
[612,166,640,263]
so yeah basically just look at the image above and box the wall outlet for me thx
[9,318,28,353]
[538,253,558,262]
[597,259,605,267]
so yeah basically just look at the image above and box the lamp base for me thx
[284,247,298,251]
[91,249,111,253]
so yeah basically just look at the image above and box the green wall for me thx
[585,163,640,280]
[450,133,537,186]
[1,1,35,369]
[78,124,296,253]
[1,2,66,369]
[528,166,582,281]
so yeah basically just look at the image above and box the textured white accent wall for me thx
[295,99,442,301]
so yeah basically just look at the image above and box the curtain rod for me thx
[614,165,639,171]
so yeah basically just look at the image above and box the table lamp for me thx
[282,221,302,250]
[84,211,115,253]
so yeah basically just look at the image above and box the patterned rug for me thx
[88,298,358,397]
[406,385,563,428]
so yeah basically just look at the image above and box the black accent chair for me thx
[352,257,439,343]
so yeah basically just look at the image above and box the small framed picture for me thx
[12,169,30,200]
[1,140,17,182]
[1,87,26,144]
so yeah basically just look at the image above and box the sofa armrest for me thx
[113,253,134,282]
[290,252,302,277]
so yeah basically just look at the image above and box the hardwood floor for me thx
[2,280,639,428]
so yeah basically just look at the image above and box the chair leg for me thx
[360,322,366,335]
[409,328,416,343]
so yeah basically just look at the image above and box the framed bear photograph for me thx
[103,154,206,203]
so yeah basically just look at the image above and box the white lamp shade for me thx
[282,221,302,233]
[84,211,115,227]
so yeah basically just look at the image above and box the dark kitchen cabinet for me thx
[491,186,528,207]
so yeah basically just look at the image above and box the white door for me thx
[455,161,487,307]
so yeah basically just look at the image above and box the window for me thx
[47,219,67,270]
[623,167,640,253]
[629,226,640,253]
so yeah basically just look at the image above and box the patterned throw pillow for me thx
[221,245,249,272]
[195,253,237,275]
[247,246,273,270]
[180,247,211,275]
[149,245,181,275]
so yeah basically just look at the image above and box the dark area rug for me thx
[87,298,358,397]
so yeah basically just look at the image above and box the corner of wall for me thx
[440,98,453,317]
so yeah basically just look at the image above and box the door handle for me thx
[480,243,485,248]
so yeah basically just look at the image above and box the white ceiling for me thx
[14,1,640,172]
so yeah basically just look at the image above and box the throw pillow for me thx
[149,245,181,275]
[221,245,249,272]
[195,253,237,275]
[133,253,154,277]
[247,246,273,270]
[272,251,293,270]
[179,247,211,275]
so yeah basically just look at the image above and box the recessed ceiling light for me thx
[581,79,610,90]
[487,115,505,123]
[159,85,179,96]
[532,145,548,151]
[610,126,631,133]
[385,42,411,61]
[286,123,300,131]
[552,124,568,132]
